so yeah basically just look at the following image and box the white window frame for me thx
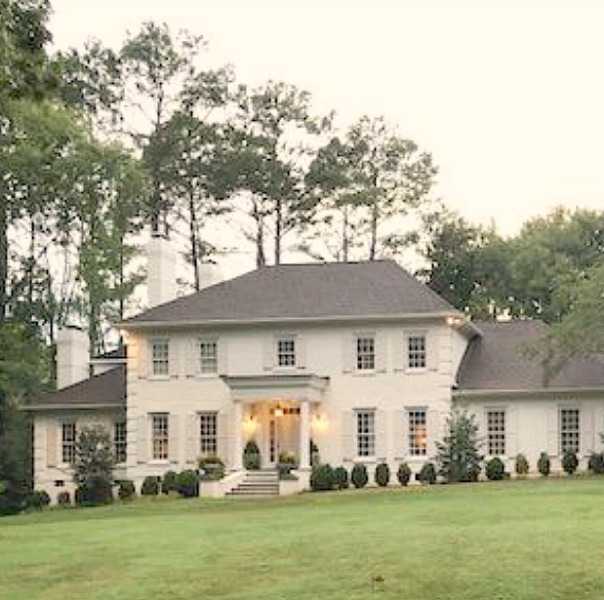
[408,409,427,456]
[61,421,76,464]
[356,410,375,457]
[276,336,296,368]
[486,409,506,456]
[114,421,127,464]
[407,334,427,370]
[151,413,169,461]
[151,338,169,377]
[560,407,580,455]
[356,335,376,372]
[199,412,218,456]
[199,339,218,374]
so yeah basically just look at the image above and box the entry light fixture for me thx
[273,404,284,418]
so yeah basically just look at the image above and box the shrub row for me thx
[141,470,200,498]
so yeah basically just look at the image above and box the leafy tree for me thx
[435,410,483,483]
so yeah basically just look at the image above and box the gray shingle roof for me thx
[456,320,604,392]
[124,260,458,326]
[27,366,126,411]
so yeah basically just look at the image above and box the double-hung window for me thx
[486,410,506,456]
[356,410,375,457]
[62,422,76,463]
[151,339,169,376]
[408,410,427,456]
[199,412,218,456]
[114,421,127,464]
[560,408,580,454]
[356,336,375,371]
[277,337,296,367]
[199,340,218,374]
[407,335,427,369]
[152,414,169,460]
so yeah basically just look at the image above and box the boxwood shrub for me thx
[588,452,604,475]
[562,450,579,475]
[351,463,368,489]
[515,453,529,477]
[141,475,160,496]
[418,462,437,485]
[485,457,505,481]
[310,464,334,491]
[375,463,390,487]
[161,470,178,494]
[118,479,136,501]
[537,452,550,477]
[177,470,200,498]
[75,476,113,506]
[28,490,50,510]
[333,466,349,490]
[397,462,412,486]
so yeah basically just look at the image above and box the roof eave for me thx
[453,386,604,399]
[24,402,125,412]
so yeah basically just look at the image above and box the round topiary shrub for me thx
[198,456,226,480]
[118,479,136,501]
[141,475,160,496]
[161,470,178,494]
[351,463,368,489]
[418,462,437,485]
[588,452,604,475]
[310,464,335,491]
[177,470,199,498]
[375,463,390,487]
[243,440,261,470]
[515,453,529,477]
[562,450,579,475]
[537,452,550,477]
[485,457,506,481]
[76,475,113,505]
[56,491,71,506]
[28,490,50,510]
[397,463,412,486]
[333,466,349,490]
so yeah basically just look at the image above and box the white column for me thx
[299,399,310,470]
[233,400,243,470]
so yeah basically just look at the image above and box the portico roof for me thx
[221,374,329,403]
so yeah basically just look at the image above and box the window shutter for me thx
[427,409,440,456]
[393,410,407,459]
[46,421,57,467]
[263,336,274,371]
[547,406,559,456]
[296,335,306,370]
[506,406,518,457]
[581,408,593,456]
[137,415,149,464]
[375,409,388,460]
[341,411,355,461]
[375,333,387,373]
[217,413,229,463]
[478,409,488,449]
[186,414,199,463]
[169,414,179,464]
[169,339,180,378]
[217,338,228,375]
[427,330,439,372]
[137,336,149,379]
[342,335,354,374]
[185,338,198,378]
[402,333,410,371]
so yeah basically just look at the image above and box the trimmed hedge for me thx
[418,462,437,485]
[397,463,412,486]
[161,470,178,494]
[515,453,529,477]
[562,451,579,475]
[351,463,368,489]
[375,463,390,487]
[141,476,160,496]
[485,457,505,481]
[118,479,136,501]
[310,464,334,491]
[333,466,349,490]
[177,470,199,498]
[537,452,551,477]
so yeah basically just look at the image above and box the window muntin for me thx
[408,410,427,456]
[486,410,506,456]
[560,408,580,454]
[356,336,375,371]
[62,422,76,464]
[114,421,127,463]
[152,414,169,460]
[199,340,218,374]
[407,335,427,369]
[151,339,169,376]
[199,412,218,456]
[356,410,375,457]
[277,338,296,367]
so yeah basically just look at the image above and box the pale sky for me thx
[49,0,604,240]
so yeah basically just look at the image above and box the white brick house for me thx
[28,252,604,500]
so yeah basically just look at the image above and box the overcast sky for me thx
[49,0,604,240]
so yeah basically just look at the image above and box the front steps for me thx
[225,469,280,497]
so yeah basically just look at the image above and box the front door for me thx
[268,407,300,465]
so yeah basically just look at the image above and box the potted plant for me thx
[277,451,298,478]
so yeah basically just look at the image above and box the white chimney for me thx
[147,235,177,308]
[56,328,90,389]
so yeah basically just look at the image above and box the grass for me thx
[2,478,604,599]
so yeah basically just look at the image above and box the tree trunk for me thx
[274,198,282,265]
[369,203,378,261]
[0,186,8,329]
[342,206,349,263]
[188,186,201,292]
[252,198,266,268]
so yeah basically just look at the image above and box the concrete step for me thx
[226,469,280,498]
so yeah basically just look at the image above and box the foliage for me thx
[198,456,225,480]
[515,454,530,477]
[333,466,349,490]
[310,464,334,491]
[537,452,551,477]
[562,451,579,476]
[161,470,178,494]
[27,490,50,509]
[75,475,113,505]
[243,440,261,470]
[374,463,390,487]
[118,480,136,501]
[56,490,71,506]
[141,476,160,496]
[485,457,506,481]
[418,462,437,485]
[435,410,483,483]
[277,451,297,478]
[310,439,320,467]
[397,462,412,486]
[351,463,368,489]
[587,452,604,475]
[72,425,116,489]
[176,470,199,498]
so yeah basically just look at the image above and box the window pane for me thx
[152,414,169,460]
[199,412,218,456]
[152,340,169,376]
[408,410,427,456]
[356,337,375,371]
[356,410,375,456]
[487,410,506,456]
[62,422,76,463]
[114,421,127,463]
[277,338,296,367]
[560,408,580,454]
[199,340,218,373]
[408,335,426,369]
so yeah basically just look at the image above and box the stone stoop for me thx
[225,469,280,497]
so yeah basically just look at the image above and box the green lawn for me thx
[2,478,604,600]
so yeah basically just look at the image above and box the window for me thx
[408,410,427,456]
[114,421,127,463]
[486,410,506,456]
[356,336,375,371]
[356,410,375,456]
[407,335,426,369]
[560,408,580,454]
[199,340,218,374]
[199,412,218,455]
[62,422,76,463]
[152,414,169,460]
[277,337,296,367]
[151,339,169,376]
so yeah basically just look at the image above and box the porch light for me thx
[243,414,257,434]
[312,414,329,433]
[274,404,284,418]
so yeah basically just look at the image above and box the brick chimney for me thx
[56,327,90,389]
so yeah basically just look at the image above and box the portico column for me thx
[299,399,310,470]
[233,400,243,470]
